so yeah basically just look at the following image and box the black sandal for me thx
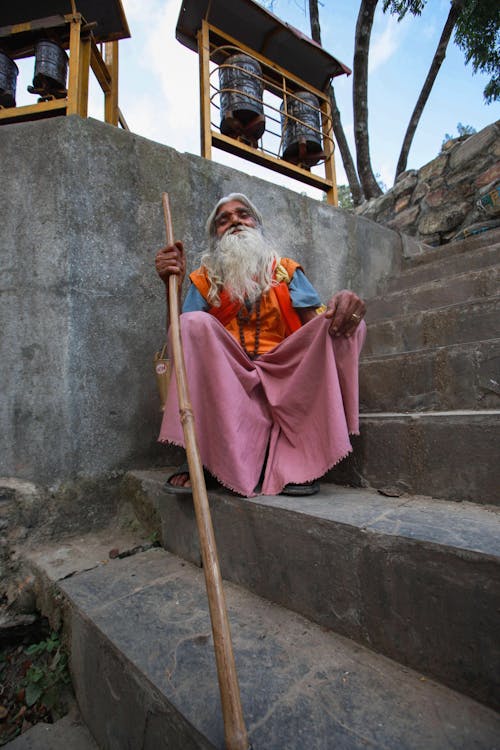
[281,480,320,496]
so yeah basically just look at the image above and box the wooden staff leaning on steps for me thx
[154,192,367,498]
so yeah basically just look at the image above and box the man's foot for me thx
[164,462,192,495]
[281,480,320,496]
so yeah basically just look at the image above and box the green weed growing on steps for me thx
[22,631,71,711]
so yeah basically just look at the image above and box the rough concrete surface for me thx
[0,115,403,487]
[3,711,98,750]
[59,547,500,750]
[124,470,500,710]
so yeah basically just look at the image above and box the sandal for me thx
[164,461,193,495]
[281,480,320,496]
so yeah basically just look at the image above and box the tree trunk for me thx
[353,0,383,199]
[394,0,461,180]
[328,85,364,205]
[308,0,364,205]
[308,0,322,44]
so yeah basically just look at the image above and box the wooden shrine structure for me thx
[0,0,130,128]
[176,0,351,204]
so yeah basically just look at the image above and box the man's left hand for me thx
[325,290,366,338]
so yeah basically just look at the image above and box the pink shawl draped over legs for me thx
[159,311,366,497]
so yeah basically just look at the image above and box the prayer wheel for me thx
[281,91,324,168]
[0,51,18,108]
[29,40,68,98]
[219,53,265,146]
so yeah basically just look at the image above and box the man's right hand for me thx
[155,241,186,287]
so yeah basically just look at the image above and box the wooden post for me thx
[198,20,212,159]
[67,14,90,117]
[77,33,91,117]
[67,15,83,115]
[104,41,119,126]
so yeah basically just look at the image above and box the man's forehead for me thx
[215,200,249,217]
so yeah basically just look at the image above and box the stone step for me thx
[407,226,500,267]
[367,266,500,322]
[32,539,500,750]
[360,338,500,412]
[326,410,499,505]
[362,295,500,356]
[382,242,500,294]
[3,711,98,750]
[121,469,499,713]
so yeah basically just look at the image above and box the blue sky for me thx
[15,0,498,199]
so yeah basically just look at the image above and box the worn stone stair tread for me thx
[360,337,500,411]
[359,408,500,417]
[361,335,500,363]
[57,546,500,750]
[3,711,98,750]
[382,242,500,294]
[362,294,500,355]
[328,410,499,505]
[367,266,500,321]
[406,227,500,266]
[130,468,500,557]
[125,470,499,707]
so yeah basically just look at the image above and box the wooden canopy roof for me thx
[0,0,130,54]
[176,0,351,92]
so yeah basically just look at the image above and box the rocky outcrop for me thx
[356,121,500,245]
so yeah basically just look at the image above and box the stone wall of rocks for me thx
[356,120,500,245]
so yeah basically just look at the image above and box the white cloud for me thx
[119,0,200,153]
[368,15,402,74]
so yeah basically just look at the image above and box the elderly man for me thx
[155,193,366,497]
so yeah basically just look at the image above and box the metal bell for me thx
[281,91,324,168]
[29,40,68,99]
[219,53,265,146]
[0,51,18,108]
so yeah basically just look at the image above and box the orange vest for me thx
[189,258,303,356]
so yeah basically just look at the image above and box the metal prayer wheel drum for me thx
[31,40,68,97]
[281,91,324,168]
[0,52,18,108]
[219,54,265,146]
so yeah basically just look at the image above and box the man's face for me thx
[214,200,257,238]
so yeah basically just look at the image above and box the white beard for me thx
[201,226,279,305]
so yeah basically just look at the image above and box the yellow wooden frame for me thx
[0,12,126,129]
[197,19,337,204]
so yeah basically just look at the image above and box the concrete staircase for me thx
[23,501,500,749]
[17,229,500,749]
[327,227,500,505]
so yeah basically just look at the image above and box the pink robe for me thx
[159,312,366,497]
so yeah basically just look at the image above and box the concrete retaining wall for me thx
[1,115,407,485]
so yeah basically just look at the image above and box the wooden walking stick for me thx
[162,193,249,750]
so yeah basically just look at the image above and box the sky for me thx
[14,0,499,201]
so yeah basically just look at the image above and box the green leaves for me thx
[22,633,70,711]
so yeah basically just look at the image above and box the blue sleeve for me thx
[289,269,322,308]
[182,284,209,313]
